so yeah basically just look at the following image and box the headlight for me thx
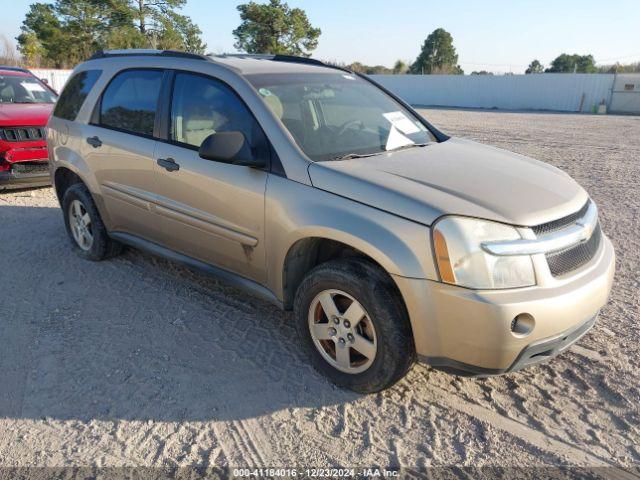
[432,216,535,289]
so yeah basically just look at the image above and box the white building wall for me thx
[371,73,622,113]
[609,73,640,114]
[31,68,73,94]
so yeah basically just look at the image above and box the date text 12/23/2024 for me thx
[233,468,399,478]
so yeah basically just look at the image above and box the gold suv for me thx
[48,50,615,392]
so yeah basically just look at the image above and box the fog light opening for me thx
[511,313,535,337]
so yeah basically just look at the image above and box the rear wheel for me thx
[62,183,122,261]
[294,259,415,393]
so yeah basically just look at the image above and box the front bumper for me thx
[0,167,51,190]
[393,234,615,374]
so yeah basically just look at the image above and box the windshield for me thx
[0,75,58,104]
[247,72,435,161]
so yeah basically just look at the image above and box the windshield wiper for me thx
[331,143,431,161]
[387,142,431,152]
[331,152,384,161]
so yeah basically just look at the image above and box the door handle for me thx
[157,157,180,172]
[86,136,102,148]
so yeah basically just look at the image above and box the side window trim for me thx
[90,67,165,141]
[155,69,175,141]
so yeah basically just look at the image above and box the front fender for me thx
[265,175,437,301]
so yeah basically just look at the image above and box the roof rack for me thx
[87,49,353,74]
[0,66,31,74]
[215,53,353,74]
[88,49,209,61]
[217,53,327,67]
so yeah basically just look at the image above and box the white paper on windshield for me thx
[383,111,420,135]
[385,125,414,151]
[23,82,46,92]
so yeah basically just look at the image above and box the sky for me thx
[1,0,639,73]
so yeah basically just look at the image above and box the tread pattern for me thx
[62,183,122,261]
[293,258,416,393]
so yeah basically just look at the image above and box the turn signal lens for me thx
[433,229,456,283]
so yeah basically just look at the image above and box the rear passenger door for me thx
[153,72,269,283]
[83,69,165,242]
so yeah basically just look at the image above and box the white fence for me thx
[31,68,72,93]
[371,73,640,114]
[25,68,640,115]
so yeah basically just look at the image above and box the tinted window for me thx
[100,70,163,136]
[53,70,100,120]
[170,73,266,153]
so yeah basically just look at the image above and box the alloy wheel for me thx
[308,289,377,374]
[68,199,94,251]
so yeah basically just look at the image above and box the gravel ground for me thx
[0,109,638,475]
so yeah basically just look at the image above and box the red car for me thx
[0,66,58,190]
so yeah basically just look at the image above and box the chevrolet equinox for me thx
[47,50,615,393]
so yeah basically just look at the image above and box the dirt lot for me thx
[0,109,638,474]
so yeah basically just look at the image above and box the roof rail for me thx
[217,53,325,67]
[88,49,209,61]
[0,66,31,74]
[87,49,353,74]
[215,53,353,73]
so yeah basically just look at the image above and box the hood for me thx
[308,137,588,227]
[0,103,54,127]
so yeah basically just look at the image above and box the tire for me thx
[294,258,415,393]
[62,183,122,261]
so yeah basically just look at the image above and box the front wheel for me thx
[294,259,415,393]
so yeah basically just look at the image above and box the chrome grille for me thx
[533,201,590,236]
[1,127,46,142]
[546,223,602,277]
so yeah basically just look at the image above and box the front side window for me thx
[247,73,435,161]
[0,74,58,105]
[100,69,163,136]
[53,70,100,120]
[170,72,266,153]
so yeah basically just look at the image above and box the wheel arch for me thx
[53,166,84,206]
[53,164,112,229]
[279,228,419,311]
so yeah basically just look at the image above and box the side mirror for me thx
[198,131,266,168]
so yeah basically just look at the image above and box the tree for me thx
[525,59,544,74]
[545,54,597,73]
[471,70,493,75]
[233,0,321,57]
[392,60,408,74]
[409,28,463,75]
[0,35,22,66]
[122,0,206,52]
[17,3,69,67]
[16,0,206,68]
[599,62,640,73]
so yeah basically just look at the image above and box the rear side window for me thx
[53,70,101,121]
[99,69,163,137]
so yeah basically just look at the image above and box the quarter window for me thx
[100,69,163,136]
[53,70,101,120]
[170,73,266,153]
